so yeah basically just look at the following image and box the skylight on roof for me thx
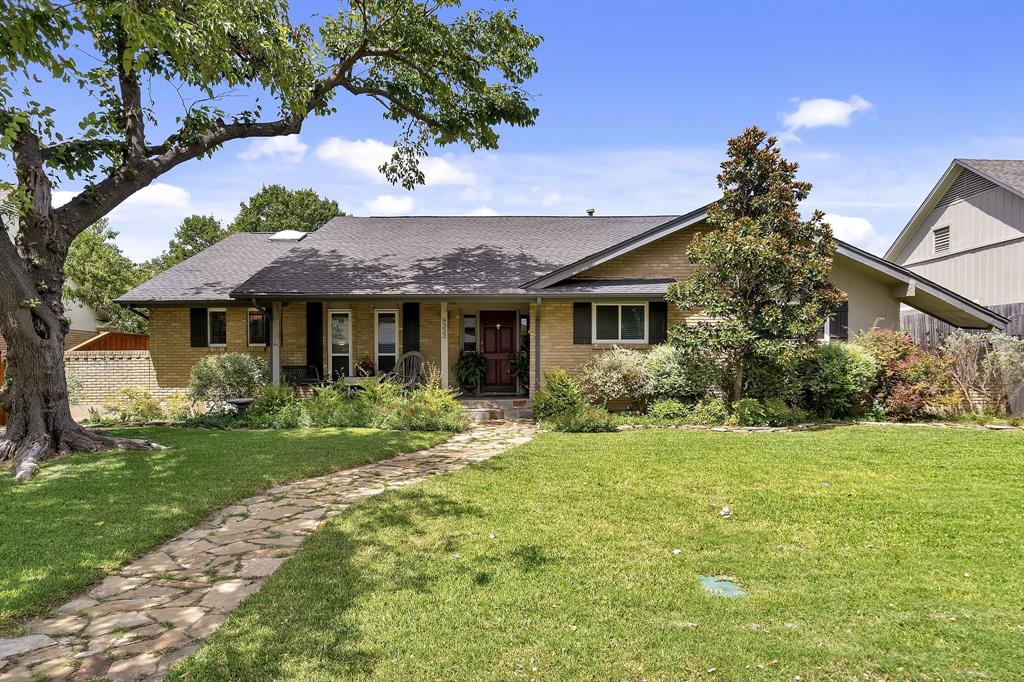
[268,230,307,242]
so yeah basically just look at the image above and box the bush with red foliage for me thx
[853,327,958,421]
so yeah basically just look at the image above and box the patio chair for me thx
[281,364,322,386]
[393,351,424,388]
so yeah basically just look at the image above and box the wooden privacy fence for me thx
[901,302,1024,346]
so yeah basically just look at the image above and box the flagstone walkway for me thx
[0,421,536,681]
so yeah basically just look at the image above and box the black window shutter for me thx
[263,312,272,346]
[190,308,208,347]
[305,302,323,368]
[648,301,668,345]
[572,302,592,345]
[829,300,849,341]
[402,302,420,352]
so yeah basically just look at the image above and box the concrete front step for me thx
[460,397,533,421]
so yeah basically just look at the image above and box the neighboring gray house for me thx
[886,158,1024,341]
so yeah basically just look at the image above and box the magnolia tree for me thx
[0,0,540,479]
[667,127,845,400]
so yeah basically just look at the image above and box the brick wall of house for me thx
[530,225,709,390]
[148,306,273,390]
[580,224,710,280]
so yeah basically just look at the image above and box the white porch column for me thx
[271,301,283,386]
[440,301,449,388]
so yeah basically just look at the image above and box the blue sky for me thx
[11,0,1024,260]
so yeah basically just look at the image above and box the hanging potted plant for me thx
[453,351,487,395]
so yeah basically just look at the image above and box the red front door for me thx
[480,310,517,389]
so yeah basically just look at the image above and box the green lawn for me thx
[0,427,447,632]
[170,426,1024,681]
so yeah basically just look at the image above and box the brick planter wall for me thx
[65,350,182,405]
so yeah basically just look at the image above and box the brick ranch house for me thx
[116,207,1007,398]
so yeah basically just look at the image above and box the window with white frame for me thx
[376,310,398,373]
[247,308,268,346]
[593,302,647,343]
[329,310,351,379]
[208,308,227,346]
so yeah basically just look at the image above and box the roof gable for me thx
[885,159,1024,261]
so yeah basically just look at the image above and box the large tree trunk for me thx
[0,320,162,481]
[0,125,163,482]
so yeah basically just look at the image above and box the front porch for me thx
[259,299,534,395]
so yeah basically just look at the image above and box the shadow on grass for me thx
[0,427,444,631]
[173,489,486,680]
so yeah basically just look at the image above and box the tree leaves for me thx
[227,185,343,234]
[667,126,846,399]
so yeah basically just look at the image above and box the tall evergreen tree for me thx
[667,126,845,400]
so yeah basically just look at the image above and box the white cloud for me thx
[825,213,890,253]
[782,95,873,140]
[51,190,76,207]
[421,157,476,186]
[465,206,498,216]
[123,183,191,208]
[365,194,415,215]
[239,135,308,162]
[540,191,563,207]
[315,137,476,186]
[316,137,391,178]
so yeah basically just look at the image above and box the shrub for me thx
[943,331,1024,415]
[798,343,877,418]
[731,398,769,426]
[374,382,468,432]
[533,369,588,419]
[103,387,165,423]
[189,353,269,409]
[854,328,958,421]
[576,346,650,409]
[744,344,802,405]
[298,384,357,427]
[163,392,194,421]
[648,398,692,422]
[249,384,300,417]
[645,342,726,402]
[690,397,729,426]
[545,404,617,432]
[762,398,808,426]
[66,370,83,405]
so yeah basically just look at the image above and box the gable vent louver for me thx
[934,169,998,210]
[933,226,951,254]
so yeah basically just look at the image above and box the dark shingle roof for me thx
[957,159,1024,196]
[539,278,677,296]
[230,216,681,297]
[116,233,305,304]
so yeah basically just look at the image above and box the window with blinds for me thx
[933,225,951,254]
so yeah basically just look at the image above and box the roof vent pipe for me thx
[586,208,595,216]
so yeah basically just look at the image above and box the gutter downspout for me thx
[534,296,542,391]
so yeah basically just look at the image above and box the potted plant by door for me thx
[453,351,487,395]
